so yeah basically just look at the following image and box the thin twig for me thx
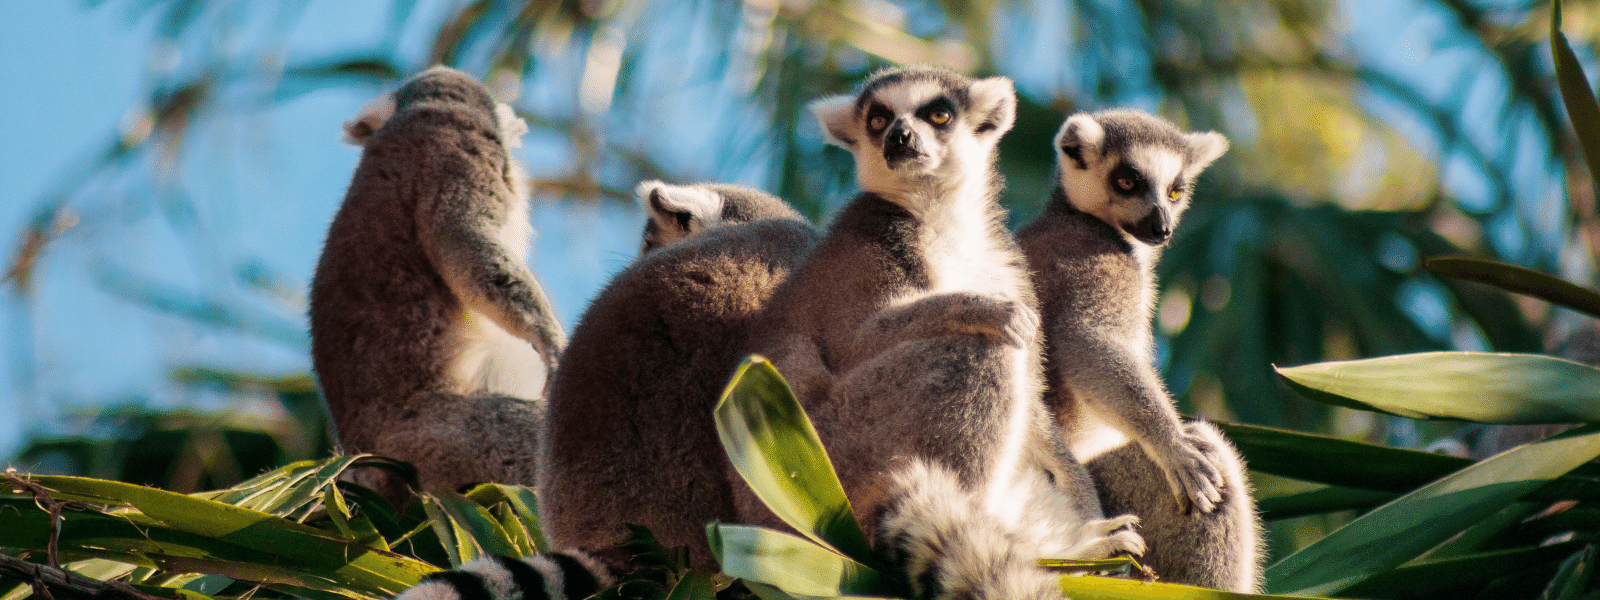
[0,554,177,600]
[3,471,86,568]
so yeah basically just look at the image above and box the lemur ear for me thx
[967,76,1016,136]
[1183,131,1229,173]
[1054,113,1104,170]
[809,94,859,148]
[637,180,724,246]
[493,102,528,149]
[341,94,396,146]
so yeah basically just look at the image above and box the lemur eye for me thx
[928,109,952,125]
[869,115,888,130]
[1116,177,1137,192]
[1168,189,1182,200]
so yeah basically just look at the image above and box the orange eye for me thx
[869,115,888,130]
[928,109,952,125]
[1117,177,1136,192]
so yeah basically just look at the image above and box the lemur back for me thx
[1017,109,1261,591]
[310,66,562,503]
[749,67,1141,600]
[539,182,819,571]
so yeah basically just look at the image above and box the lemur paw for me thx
[1162,432,1227,514]
[1063,515,1145,559]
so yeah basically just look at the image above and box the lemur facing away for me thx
[539,181,820,572]
[1017,109,1262,592]
[749,67,1142,600]
[310,66,563,504]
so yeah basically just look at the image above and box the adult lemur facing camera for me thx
[310,66,563,503]
[750,67,1143,600]
[1017,109,1261,592]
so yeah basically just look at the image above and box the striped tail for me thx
[396,553,614,600]
[875,459,1063,600]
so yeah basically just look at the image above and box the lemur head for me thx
[343,66,527,149]
[1054,110,1228,245]
[810,67,1016,202]
[636,181,803,253]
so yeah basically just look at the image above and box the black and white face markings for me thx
[811,68,1015,198]
[1054,109,1228,246]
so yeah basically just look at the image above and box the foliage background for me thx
[4,0,1600,573]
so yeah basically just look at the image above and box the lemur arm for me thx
[418,152,565,373]
[1055,329,1225,514]
[852,292,1038,357]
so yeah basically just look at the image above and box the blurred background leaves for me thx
[4,0,1600,575]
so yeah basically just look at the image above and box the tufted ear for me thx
[967,76,1016,137]
[1183,131,1230,174]
[1053,113,1105,171]
[636,181,724,251]
[494,102,528,149]
[809,94,859,149]
[341,94,396,146]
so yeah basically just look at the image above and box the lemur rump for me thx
[310,67,562,502]
[750,67,1141,600]
[1017,109,1261,591]
[539,182,819,571]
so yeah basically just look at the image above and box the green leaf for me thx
[434,491,521,558]
[194,455,364,518]
[713,356,875,566]
[1037,556,1143,573]
[1338,542,1583,600]
[1217,421,1471,492]
[1056,575,1340,599]
[1276,352,1600,424]
[8,475,438,597]
[1264,427,1600,596]
[706,523,890,598]
[664,571,717,600]
[463,484,546,553]
[1255,485,1397,521]
[1541,544,1595,600]
[1552,0,1600,192]
[419,495,469,567]
[1424,257,1600,319]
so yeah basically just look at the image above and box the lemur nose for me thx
[887,122,913,147]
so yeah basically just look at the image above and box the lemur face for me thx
[1054,110,1227,245]
[811,68,1016,195]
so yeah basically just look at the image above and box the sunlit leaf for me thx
[463,484,545,553]
[1277,352,1600,424]
[1552,0,1600,191]
[664,570,717,600]
[713,356,875,566]
[1264,427,1600,596]
[706,524,890,598]
[1424,257,1600,319]
[435,491,521,559]
[1057,575,1343,599]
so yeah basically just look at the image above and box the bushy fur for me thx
[750,67,1140,600]
[539,182,820,571]
[1018,109,1261,591]
[310,66,563,503]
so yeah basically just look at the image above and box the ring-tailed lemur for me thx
[1016,109,1261,591]
[539,181,820,571]
[310,66,562,504]
[748,67,1142,599]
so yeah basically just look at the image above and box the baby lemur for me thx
[310,66,563,503]
[539,181,819,572]
[750,67,1142,599]
[1017,109,1261,591]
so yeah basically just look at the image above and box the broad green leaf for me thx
[1057,576,1341,599]
[1338,542,1583,599]
[706,523,890,598]
[10,475,437,596]
[713,356,875,565]
[1217,421,1471,492]
[1255,485,1396,521]
[464,484,546,553]
[1265,427,1600,596]
[419,495,471,566]
[664,571,717,600]
[1553,0,1600,192]
[1277,352,1600,424]
[741,581,895,600]
[435,491,521,558]
[1424,258,1600,319]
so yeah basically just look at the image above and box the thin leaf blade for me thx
[1277,352,1600,424]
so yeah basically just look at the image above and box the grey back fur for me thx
[539,182,819,571]
[310,66,562,503]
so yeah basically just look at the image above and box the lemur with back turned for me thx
[310,66,563,504]
[539,181,820,572]
[750,67,1143,600]
[1017,109,1262,592]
